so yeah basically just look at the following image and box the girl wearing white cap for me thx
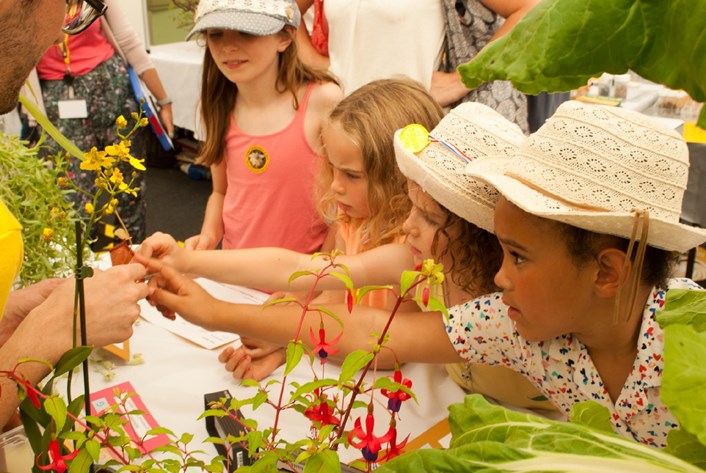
[140,101,706,447]
[184,0,342,255]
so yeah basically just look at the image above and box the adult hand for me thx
[219,345,286,381]
[136,255,218,329]
[27,264,148,350]
[430,70,471,107]
[158,104,175,138]
[0,279,64,347]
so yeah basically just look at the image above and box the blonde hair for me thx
[318,79,444,251]
[196,28,338,167]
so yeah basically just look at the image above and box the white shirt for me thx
[325,0,445,94]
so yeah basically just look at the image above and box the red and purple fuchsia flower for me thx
[309,324,342,364]
[380,369,412,413]
[304,389,340,427]
[348,411,393,463]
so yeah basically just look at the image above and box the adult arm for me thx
[0,264,148,428]
[103,0,174,135]
[295,0,330,70]
[0,279,63,347]
[430,0,540,106]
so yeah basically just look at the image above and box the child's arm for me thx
[184,160,226,250]
[140,257,462,368]
[138,234,415,293]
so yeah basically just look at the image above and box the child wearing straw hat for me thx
[138,102,554,410]
[139,101,706,446]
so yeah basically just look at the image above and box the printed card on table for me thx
[139,278,270,349]
[90,381,169,454]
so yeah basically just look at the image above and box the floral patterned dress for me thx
[444,278,704,447]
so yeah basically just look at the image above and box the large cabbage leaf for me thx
[658,289,706,451]
[376,395,703,472]
[458,0,706,128]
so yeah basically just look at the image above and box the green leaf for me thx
[288,270,317,284]
[43,396,68,432]
[373,377,416,403]
[664,428,706,469]
[67,447,94,473]
[656,289,706,332]
[661,324,706,446]
[313,307,344,328]
[338,350,374,384]
[457,0,706,128]
[569,401,614,433]
[303,449,341,473]
[19,94,84,159]
[263,297,300,309]
[289,378,338,401]
[83,438,101,461]
[285,340,304,375]
[327,271,354,291]
[53,346,93,377]
[399,270,419,296]
[356,285,393,301]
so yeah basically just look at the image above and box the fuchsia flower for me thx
[379,425,409,462]
[348,412,393,463]
[17,378,42,409]
[309,326,342,363]
[346,288,355,313]
[421,286,430,307]
[304,394,340,427]
[381,369,412,413]
[36,439,80,472]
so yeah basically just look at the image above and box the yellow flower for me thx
[41,227,54,241]
[139,117,149,128]
[128,156,146,171]
[109,167,124,186]
[81,147,114,171]
[85,202,94,214]
[131,112,139,120]
[115,115,128,129]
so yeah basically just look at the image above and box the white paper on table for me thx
[139,278,269,349]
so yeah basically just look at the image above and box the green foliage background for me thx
[459,0,706,128]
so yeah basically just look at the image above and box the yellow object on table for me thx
[683,122,706,144]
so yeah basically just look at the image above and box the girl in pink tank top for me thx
[185,0,342,254]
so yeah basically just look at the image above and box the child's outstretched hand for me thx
[136,232,186,271]
[219,344,286,381]
[135,254,217,329]
[184,233,218,251]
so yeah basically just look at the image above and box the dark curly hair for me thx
[433,212,502,296]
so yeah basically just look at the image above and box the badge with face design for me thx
[245,145,269,173]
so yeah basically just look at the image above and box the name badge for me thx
[58,99,88,119]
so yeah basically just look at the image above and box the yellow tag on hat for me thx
[399,124,431,153]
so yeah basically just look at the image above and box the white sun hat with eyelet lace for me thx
[186,0,301,40]
[466,100,706,253]
[393,102,526,233]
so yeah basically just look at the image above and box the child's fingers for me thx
[218,346,235,363]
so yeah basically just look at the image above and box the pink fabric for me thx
[338,218,405,309]
[36,21,114,80]
[221,84,328,253]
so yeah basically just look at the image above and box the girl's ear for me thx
[594,248,628,297]
[277,26,295,52]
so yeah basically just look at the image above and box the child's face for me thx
[322,121,370,220]
[206,29,291,84]
[493,197,598,342]
[403,180,452,266]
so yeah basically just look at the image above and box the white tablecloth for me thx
[61,278,465,467]
[149,41,205,137]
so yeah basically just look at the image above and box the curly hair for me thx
[317,78,444,251]
[433,212,502,296]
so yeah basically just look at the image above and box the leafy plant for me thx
[0,133,78,287]
[458,0,706,128]
[200,256,446,473]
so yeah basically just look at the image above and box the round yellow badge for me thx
[399,124,431,154]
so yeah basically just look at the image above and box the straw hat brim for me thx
[467,157,706,254]
[394,130,497,233]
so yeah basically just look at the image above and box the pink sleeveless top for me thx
[221,83,328,252]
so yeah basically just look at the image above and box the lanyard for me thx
[58,35,77,98]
